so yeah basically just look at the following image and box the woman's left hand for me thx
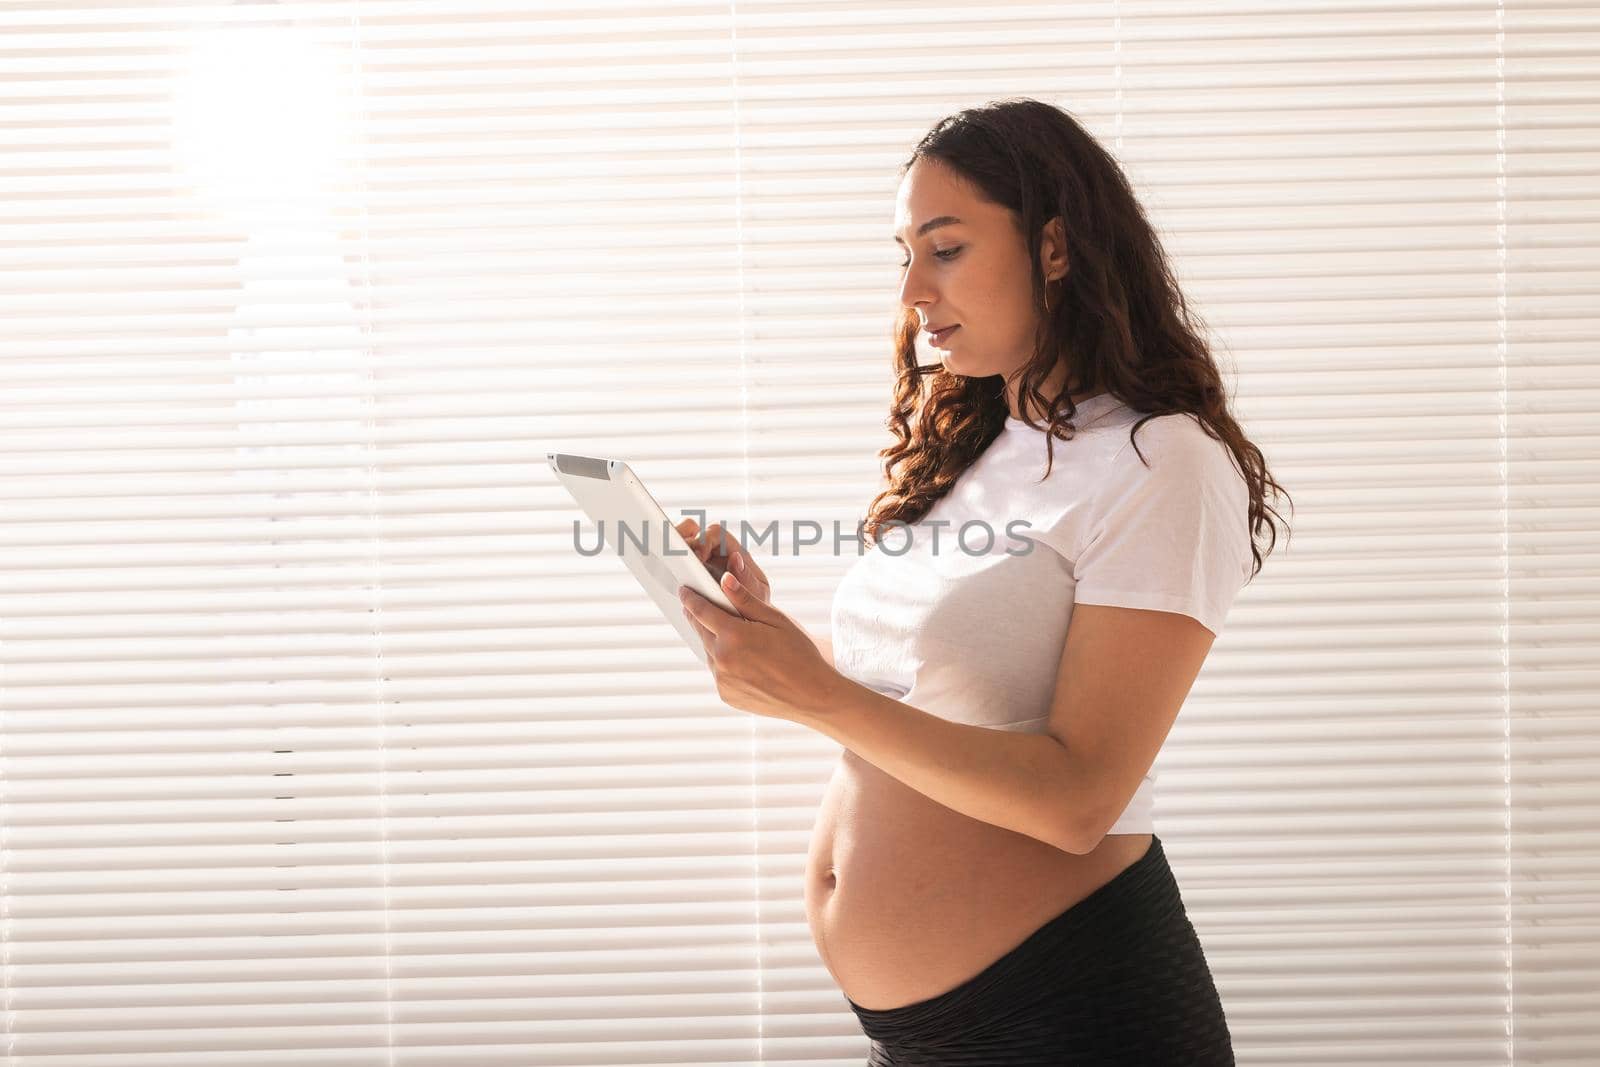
[679,571,839,724]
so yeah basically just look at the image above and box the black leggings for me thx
[846,834,1235,1066]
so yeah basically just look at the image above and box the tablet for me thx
[547,451,744,665]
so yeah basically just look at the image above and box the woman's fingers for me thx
[677,517,726,575]
[743,560,772,601]
[721,535,771,601]
[676,518,772,601]
[699,523,734,581]
[676,517,713,562]
[704,522,735,559]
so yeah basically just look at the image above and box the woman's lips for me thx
[928,325,960,346]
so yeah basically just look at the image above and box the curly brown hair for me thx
[862,97,1291,580]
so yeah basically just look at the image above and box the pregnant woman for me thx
[677,97,1289,1066]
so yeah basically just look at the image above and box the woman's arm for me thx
[812,632,834,668]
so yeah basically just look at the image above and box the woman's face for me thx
[893,157,1069,386]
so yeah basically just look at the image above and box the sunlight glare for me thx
[171,23,357,223]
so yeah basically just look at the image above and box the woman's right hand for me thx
[675,517,772,605]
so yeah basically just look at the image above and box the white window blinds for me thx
[1,2,1595,1064]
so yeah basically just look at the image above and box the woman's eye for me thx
[897,247,962,269]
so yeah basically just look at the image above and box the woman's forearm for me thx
[812,631,834,668]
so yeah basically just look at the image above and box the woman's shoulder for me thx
[1117,408,1230,457]
[1101,410,1244,499]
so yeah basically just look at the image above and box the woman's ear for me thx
[1040,214,1069,281]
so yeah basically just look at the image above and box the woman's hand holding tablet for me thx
[675,517,772,605]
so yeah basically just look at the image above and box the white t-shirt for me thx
[828,392,1253,836]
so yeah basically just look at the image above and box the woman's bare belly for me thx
[804,746,1154,1012]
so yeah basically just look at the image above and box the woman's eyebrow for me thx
[892,216,963,245]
